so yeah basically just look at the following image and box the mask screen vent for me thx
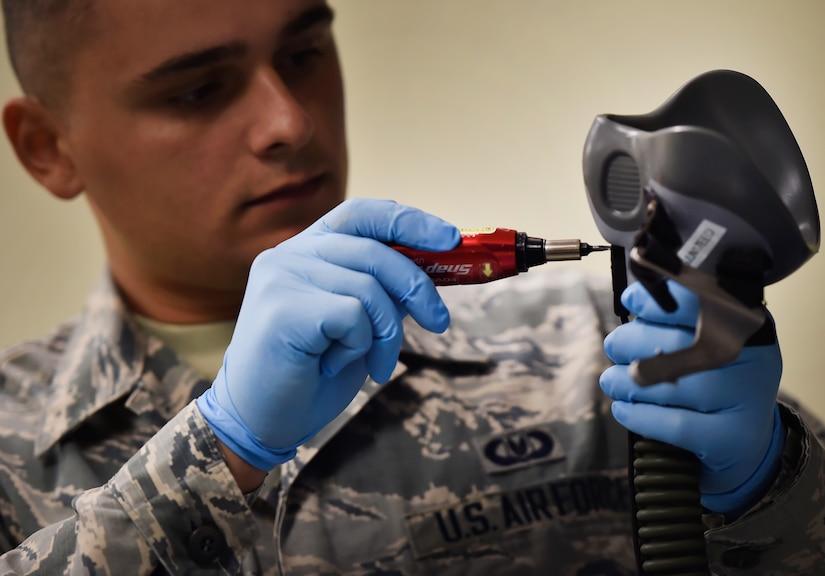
[603,154,641,213]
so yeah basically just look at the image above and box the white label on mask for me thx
[677,219,727,268]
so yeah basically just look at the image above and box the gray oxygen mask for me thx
[582,69,820,384]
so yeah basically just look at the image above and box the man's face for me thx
[61,0,347,294]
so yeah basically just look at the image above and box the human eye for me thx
[276,31,333,78]
[289,45,324,68]
[167,81,225,109]
[277,44,325,77]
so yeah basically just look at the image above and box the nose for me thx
[246,67,314,156]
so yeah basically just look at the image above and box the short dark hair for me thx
[2,0,96,107]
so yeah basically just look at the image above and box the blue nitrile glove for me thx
[600,280,785,516]
[197,198,460,471]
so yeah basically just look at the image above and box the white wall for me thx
[2,0,824,417]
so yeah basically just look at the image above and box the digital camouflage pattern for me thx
[0,269,823,574]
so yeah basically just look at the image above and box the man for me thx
[0,0,823,574]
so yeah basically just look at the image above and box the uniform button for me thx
[721,546,760,569]
[187,525,227,566]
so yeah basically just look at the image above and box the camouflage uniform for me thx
[0,268,823,575]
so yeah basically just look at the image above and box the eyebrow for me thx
[135,4,335,84]
[284,3,335,37]
[137,43,247,84]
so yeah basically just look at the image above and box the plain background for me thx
[1,0,824,417]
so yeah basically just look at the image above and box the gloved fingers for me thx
[296,266,403,382]
[621,280,700,327]
[323,338,398,383]
[300,235,452,333]
[601,344,781,412]
[603,318,695,365]
[365,335,403,384]
[316,296,374,377]
[315,198,461,252]
[311,361,371,430]
[609,400,714,460]
[361,289,405,383]
[600,364,727,412]
[609,399,777,492]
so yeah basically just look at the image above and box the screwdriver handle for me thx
[393,228,522,285]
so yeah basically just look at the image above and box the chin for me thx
[256,223,315,253]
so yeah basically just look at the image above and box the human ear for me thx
[2,97,84,200]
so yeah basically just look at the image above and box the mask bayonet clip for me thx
[627,194,766,385]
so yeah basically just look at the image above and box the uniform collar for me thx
[35,272,186,457]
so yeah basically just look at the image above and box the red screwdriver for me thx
[393,228,609,286]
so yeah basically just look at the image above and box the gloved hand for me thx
[197,198,460,471]
[600,280,785,516]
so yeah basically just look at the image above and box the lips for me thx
[244,174,325,208]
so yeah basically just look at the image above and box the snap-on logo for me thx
[420,262,473,275]
[472,423,565,474]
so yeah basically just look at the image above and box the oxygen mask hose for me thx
[620,196,712,576]
[629,438,707,575]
